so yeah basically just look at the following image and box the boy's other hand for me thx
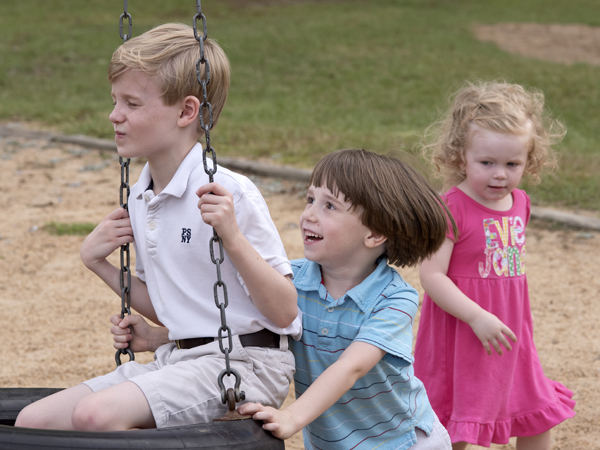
[196,182,240,243]
[110,314,165,353]
[80,207,133,270]
[237,403,298,440]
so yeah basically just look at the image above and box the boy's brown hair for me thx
[108,23,230,135]
[310,149,455,267]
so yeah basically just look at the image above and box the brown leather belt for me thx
[175,328,280,350]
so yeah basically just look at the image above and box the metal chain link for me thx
[115,0,134,367]
[193,0,245,408]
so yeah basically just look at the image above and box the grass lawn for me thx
[0,0,598,210]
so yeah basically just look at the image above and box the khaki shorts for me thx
[412,414,452,450]
[84,335,295,427]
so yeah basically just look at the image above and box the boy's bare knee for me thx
[71,395,115,431]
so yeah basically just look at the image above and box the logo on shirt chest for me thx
[181,228,191,243]
[479,216,525,278]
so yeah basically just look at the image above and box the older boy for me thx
[16,23,300,431]
[239,149,453,449]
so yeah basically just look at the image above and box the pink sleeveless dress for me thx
[414,187,575,446]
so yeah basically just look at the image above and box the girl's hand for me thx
[237,403,298,440]
[110,314,168,353]
[468,310,517,356]
[196,182,240,244]
[81,207,133,270]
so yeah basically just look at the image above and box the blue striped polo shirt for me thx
[290,258,434,450]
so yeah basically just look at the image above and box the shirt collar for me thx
[294,257,392,312]
[135,142,206,200]
[293,259,323,293]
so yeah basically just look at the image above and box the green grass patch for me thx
[1,0,599,210]
[44,222,96,236]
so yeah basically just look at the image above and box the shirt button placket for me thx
[145,196,161,256]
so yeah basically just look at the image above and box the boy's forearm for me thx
[223,233,298,328]
[129,281,160,325]
[83,258,121,295]
[284,358,359,432]
[283,342,385,433]
[83,258,160,325]
[148,325,171,350]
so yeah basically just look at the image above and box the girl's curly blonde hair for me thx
[422,81,565,188]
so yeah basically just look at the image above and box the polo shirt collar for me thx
[294,257,392,312]
[135,143,206,200]
[293,259,323,292]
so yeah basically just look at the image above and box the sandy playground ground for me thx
[0,131,598,450]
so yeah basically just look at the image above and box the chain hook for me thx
[217,369,246,405]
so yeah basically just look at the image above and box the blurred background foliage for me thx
[0,0,598,209]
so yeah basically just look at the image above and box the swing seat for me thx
[0,388,284,450]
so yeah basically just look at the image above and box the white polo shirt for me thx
[129,143,301,340]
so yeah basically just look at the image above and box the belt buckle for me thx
[176,340,182,350]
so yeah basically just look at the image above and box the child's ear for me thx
[365,232,387,249]
[177,95,200,127]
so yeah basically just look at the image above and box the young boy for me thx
[15,23,300,431]
[239,149,454,449]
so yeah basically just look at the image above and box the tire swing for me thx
[0,2,284,449]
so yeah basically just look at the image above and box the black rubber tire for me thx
[0,388,284,449]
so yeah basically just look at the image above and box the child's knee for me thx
[71,395,115,431]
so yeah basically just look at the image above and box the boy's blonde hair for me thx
[310,149,456,268]
[108,23,230,135]
[423,81,566,188]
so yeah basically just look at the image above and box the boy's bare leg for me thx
[517,431,551,450]
[16,381,154,431]
[15,384,93,430]
[71,381,155,431]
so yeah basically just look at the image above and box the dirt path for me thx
[0,136,598,449]
[473,23,600,66]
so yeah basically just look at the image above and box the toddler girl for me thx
[414,81,575,450]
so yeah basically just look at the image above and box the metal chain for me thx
[193,0,245,408]
[115,0,134,367]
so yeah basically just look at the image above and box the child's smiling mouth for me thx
[304,231,323,242]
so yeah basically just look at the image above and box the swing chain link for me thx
[194,0,245,407]
[119,0,132,43]
[116,0,134,367]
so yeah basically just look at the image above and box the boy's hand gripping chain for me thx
[194,1,246,414]
[115,0,134,367]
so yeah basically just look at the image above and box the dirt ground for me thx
[0,133,598,450]
[473,23,600,66]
